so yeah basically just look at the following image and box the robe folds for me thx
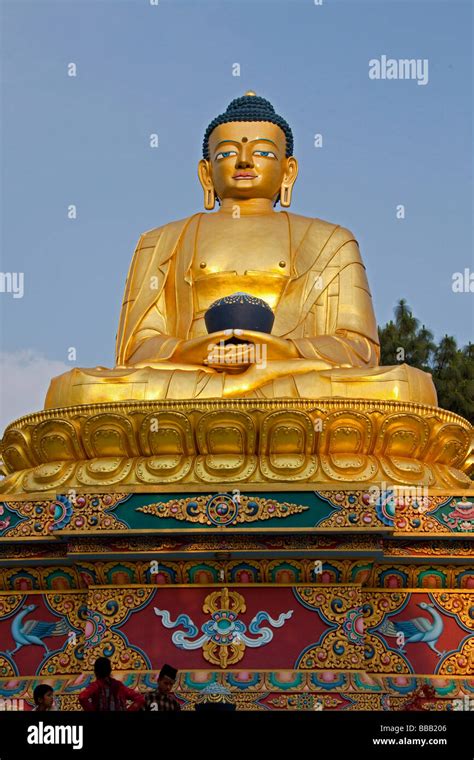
[45,212,437,406]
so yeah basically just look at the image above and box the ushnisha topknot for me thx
[202,92,294,160]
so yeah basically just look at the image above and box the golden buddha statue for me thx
[45,93,436,407]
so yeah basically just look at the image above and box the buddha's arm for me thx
[114,227,183,366]
[287,237,380,368]
[123,304,183,365]
[115,218,195,367]
[125,305,229,367]
[290,329,379,368]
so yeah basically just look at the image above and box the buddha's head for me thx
[198,92,298,210]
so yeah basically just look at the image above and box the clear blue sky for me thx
[1,0,473,379]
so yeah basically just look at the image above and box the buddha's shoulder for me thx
[285,211,357,243]
[134,212,358,251]
[136,214,198,248]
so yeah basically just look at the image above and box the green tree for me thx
[378,300,473,422]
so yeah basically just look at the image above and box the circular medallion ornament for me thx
[84,609,107,649]
[206,493,239,526]
[375,491,396,526]
[342,608,365,646]
[50,495,73,531]
[202,610,245,645]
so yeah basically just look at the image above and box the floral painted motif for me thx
[154,587,292,668]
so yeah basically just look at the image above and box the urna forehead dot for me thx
[203,92,294,159]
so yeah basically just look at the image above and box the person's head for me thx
[198,92,298,209]
[420,685,436,698]
[94,656,112,680]
[158,664,177,695]
[33,684,54,710]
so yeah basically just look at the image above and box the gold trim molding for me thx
[0,398,472,494]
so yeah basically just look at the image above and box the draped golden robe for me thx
[45,212,437,406]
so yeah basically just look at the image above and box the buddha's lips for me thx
[233,173,257,179]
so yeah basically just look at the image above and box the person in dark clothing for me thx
[144,664,181,712]
[78,656,145,712]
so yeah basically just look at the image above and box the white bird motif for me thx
[378,602,446,658]
[6,604,69,656]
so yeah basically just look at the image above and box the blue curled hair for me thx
[203,95,294,159]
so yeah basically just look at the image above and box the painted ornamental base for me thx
[0,400,472,710]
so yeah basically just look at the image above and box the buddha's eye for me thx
[215,150,237,160]
[253,150,276,158]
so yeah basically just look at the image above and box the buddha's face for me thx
[199,121,298,203]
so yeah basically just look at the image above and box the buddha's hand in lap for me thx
[129,331,299,370]
[204,331,299,371]
[204,341,255,371]
[170,331,232,365]
[230,330,300,361]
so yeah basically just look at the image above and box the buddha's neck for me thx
[217,198,276,216]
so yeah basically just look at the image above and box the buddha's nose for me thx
[236,148,254,168]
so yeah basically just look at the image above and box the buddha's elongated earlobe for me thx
[280,156,298,208]
[280,183,292,208]
[198,159,216,210]
[204,186,216,210]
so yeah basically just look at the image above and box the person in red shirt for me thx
[78,656,145,712]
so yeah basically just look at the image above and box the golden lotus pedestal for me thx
[1,397,472,493]
[0,398,472,711]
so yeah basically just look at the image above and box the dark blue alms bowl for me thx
[205,292,275,338]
